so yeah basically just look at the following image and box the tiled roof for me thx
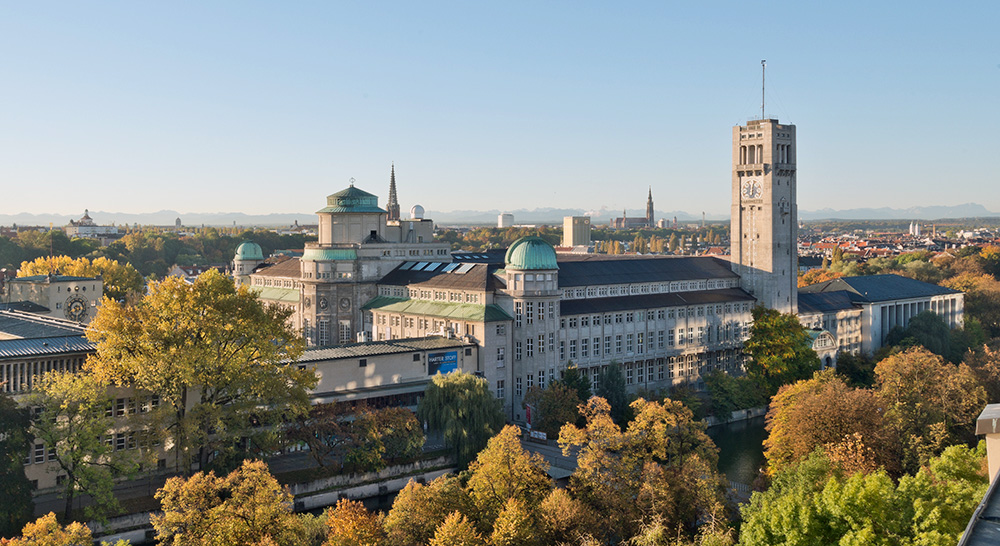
[556,256,739,287]
[800,274,959,303]
[560,288,755,316]
[251,258,302,278]
[298,336,473,362]
[362,295,513,323]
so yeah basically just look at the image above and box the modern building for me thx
[562,216,592,248]
[498,213,514,228]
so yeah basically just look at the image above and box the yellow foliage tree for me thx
[18,256,144,301]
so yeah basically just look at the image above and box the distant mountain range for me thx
[1,203,997,228]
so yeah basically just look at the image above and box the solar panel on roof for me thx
[412,262,430,271]
[425,262,443,272]
[454,263,476,274]
[442,263,460,273]
[398,262,417,270]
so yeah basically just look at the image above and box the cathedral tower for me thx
[387,163,400,222]
[730,119,797,314]
[646,187,654,227]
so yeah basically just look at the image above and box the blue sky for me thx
[2,2,998,217]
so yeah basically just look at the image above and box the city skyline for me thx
[3,2,998,217]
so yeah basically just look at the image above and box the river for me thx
[707,415,767,486]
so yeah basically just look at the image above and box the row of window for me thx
[562,279,738,300]
[514,323,749,361]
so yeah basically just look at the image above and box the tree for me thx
[372,407,424,463]
[963,339,1000,403]
[762,370,899,476]
[24,371,142,522]
[284,402,361,468]
[152,459,306,546]
[489,498,539,546]
[466,425,551,526]
[18,256,144,301]
[875,347,985,472]
[537,488,598,545]
[522,383,581,438]
[742,306,819,392]
[324,498,386,546]
[0,512,116,546]
[702,371,767,419]
[558,397,723,542]
[0,392,33,538]
[384,475,471,546]
[85,270,314,474]
[833,351,877,388]
[596,364,630,425]
[416,372,504,468]
[556,365,592,402]
[428,512,483,546]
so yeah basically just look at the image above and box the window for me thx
[615,314,623,323]
[527,374,534,389]
[570,340,577,359]
[605,315,612,325]
[658,330,665,349]
[359,359,367,367]
[560,341,565,360]
[115,433,126,452]
[116,398,126,417]
[496,380,505,399]
[569,317,578,328]
[526,302,534,324]
[627,334,634,353]
[515,342,522,361]
[581,316,589,327]
[496,324,506,335]
[581,338,589,357]
[339,320,352,344]
[548,333,555,353]
[413,353,421,362]
[593,337,601,356]
[625,364,633,385]
[515,302,523,328]
[526,338,534,358]
[34,443,44,464]
[516,377,522,397]
[626,312,634,323]
[548,302,555,317]
[637,363,644,383]
[497,347,505,365]
[538,334,546,353]
[677,328,684,345]
[539,370,546,389]
[615,335,623,353]
[538,303,545,321]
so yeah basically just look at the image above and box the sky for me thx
[2,2,998,218]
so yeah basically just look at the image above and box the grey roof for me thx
[0,311,87,339]
[12,274,98,283]
[0,301,51,314]
[379,262,504,292]
[0,336,95,359]
[799,274,959,303]
[556,256,739,287]
[297,336,473,363]
[560,288,755,316]
[797,291,860,315]
[0,311,93,359]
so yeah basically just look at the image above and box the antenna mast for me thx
[761,59,766,120]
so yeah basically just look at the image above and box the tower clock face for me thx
[741,180,762,200]
[65,295,88,322]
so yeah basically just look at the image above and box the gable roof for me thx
[797,291,860,314]
[556,255,738,287]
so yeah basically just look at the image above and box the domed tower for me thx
[232,241,264,286]
[503,237,560,422]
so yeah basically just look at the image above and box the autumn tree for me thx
[416,372,503,468]
[558,397,723,542]
[466,425,551,526]
[536,488,598,545]
[0,392,33,538]
[371,407,424,463]
[875,347,985,472]
[152,459,306,546]
[383,475,471,546]
[284,402,360,468]
[762,370,899,476]
[963,339,1000,403]
[18,256,144,301]
[24,372,143,521]
[489,498,539,546]
[742,305,819,392]
[522,382,581,437]
[324,498,386,546]
[428,512,483,546]
[85,270,314,474]
[0,512,123,546]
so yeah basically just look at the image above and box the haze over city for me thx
[3,2,998,217]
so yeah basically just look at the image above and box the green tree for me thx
[556,365,592,402]
[833,351,877,388]
[875,347,985,472]
[742,305,819,392]
[24,372,142,521]
[466,425,551,526]
[702,371,767,419]
[284,402,359,468]
[522,382,581,438]
[596,364,630,425]
[0,392,33,538]
[85,270,314,474]
[416,372,504,468]
[372,407,424,463]
[152,460,306,546]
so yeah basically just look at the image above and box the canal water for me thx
[707,415,767,486]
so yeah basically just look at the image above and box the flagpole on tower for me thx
[761,60,766,120]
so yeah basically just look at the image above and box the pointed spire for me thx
[387,163,400,221]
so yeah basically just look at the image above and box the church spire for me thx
[387,163,400,221]
[646,186,654,227]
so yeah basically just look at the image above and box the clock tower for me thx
[730,118,797,314]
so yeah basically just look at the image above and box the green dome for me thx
[235,241,263,261]
[505,237,558,270]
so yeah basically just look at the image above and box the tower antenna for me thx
[761,60,766,120]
